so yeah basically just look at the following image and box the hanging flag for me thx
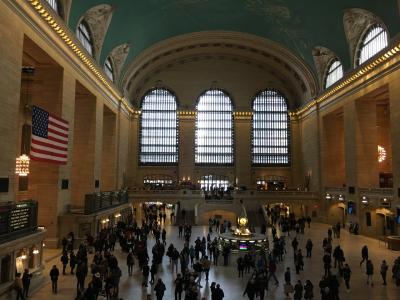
[30,105,69,164]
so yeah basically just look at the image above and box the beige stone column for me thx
[94,100,104,191]
[290,118,303,188]
[355,100,379,187]
[70,84,97,207]
[178,115,195,182]
[389,77,400,205]
[0,13,23,202]
[101,106,117,191]
[127,114,139,187]
[321,112,345,187]
[58,70,76,215]
[116,110,130,189]
[235,117,251,188]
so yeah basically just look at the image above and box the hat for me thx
[95,272,100,278]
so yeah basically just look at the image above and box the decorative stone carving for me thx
[59,0,72,22]
[343,8,384,67]
[312,46,338,91]
[109,43,130,84]
[81,4,113,61]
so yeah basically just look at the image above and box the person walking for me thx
[237,256,245,278]
[154,278,166,300]
[304,280,313,300]
[380,260,388,286]
[202,256,211,281]
[22,269,32,298]
[294,280,303,300]
[127,251,135,276]
[174,273,183,300]
[49,265,60,294]
[61,251,69,275]
[360,245,368,267]
[342,263,352,290]
[243,277,257,300]
[215,283,224,300]
[69,251,76,274]
[142,263,150,287]
[150,262,158,285]
[366,259,374,286]
[14,273,24,300]
[305,239,313,258]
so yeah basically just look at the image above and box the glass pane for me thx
[358,25,388,65]
[252,90,290,165]
[195,90,233,164]
[139,89,178,164]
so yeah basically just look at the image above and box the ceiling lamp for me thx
[15,154,30,176]
[378,145,387,163]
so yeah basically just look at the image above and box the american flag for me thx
[30,105,69,164]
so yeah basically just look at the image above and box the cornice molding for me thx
[292,36,400,120]
[11,0,133,116]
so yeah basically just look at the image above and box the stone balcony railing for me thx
[129,188,319,202]
[358,188,394,197]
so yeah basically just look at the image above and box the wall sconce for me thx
[325,193,332,200]
[361,196,369,205]
[15,154,30,176]
[338,194,345,201]
[32,248,39,255]
[114,213,121,218]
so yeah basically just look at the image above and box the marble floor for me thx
[25,223,400,300]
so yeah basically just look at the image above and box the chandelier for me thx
[15,154,30,176]
[378,145,387,163]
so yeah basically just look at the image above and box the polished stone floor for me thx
[26,223,400,300]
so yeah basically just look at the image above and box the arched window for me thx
[45,0,61,16]
[76,21,94,56]
[104,57,114,82]
[252,90,290,165]
[356,24,388,66]
[195,89,233,165]
[325,59,343,89]
[139,88,178,164]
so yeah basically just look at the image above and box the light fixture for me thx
[325,193,332,200]
[33,249,39,255]
[361,196,369,205]
[114,213,121,218]
[378,145,387,163]
[338,194,345,201]
[15,154,30,176]
[21,252,27,260]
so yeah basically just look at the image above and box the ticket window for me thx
[0,255,12,283]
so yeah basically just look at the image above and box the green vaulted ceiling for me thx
[68,0,400,77]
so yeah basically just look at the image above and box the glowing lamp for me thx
[15,154,30,176]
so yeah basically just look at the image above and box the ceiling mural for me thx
[67,0,400,85]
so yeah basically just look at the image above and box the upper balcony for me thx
[129,188,319,203]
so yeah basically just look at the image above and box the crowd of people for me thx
[14,203,400,300]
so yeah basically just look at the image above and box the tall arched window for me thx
[45,0,61,16]
[195,89,233,164]
[252,90,290,165]
[139,88,178,164]
[104,57,114,82]
[325,59,343,89]
[76,21,94,56]
[356,24,388,66]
